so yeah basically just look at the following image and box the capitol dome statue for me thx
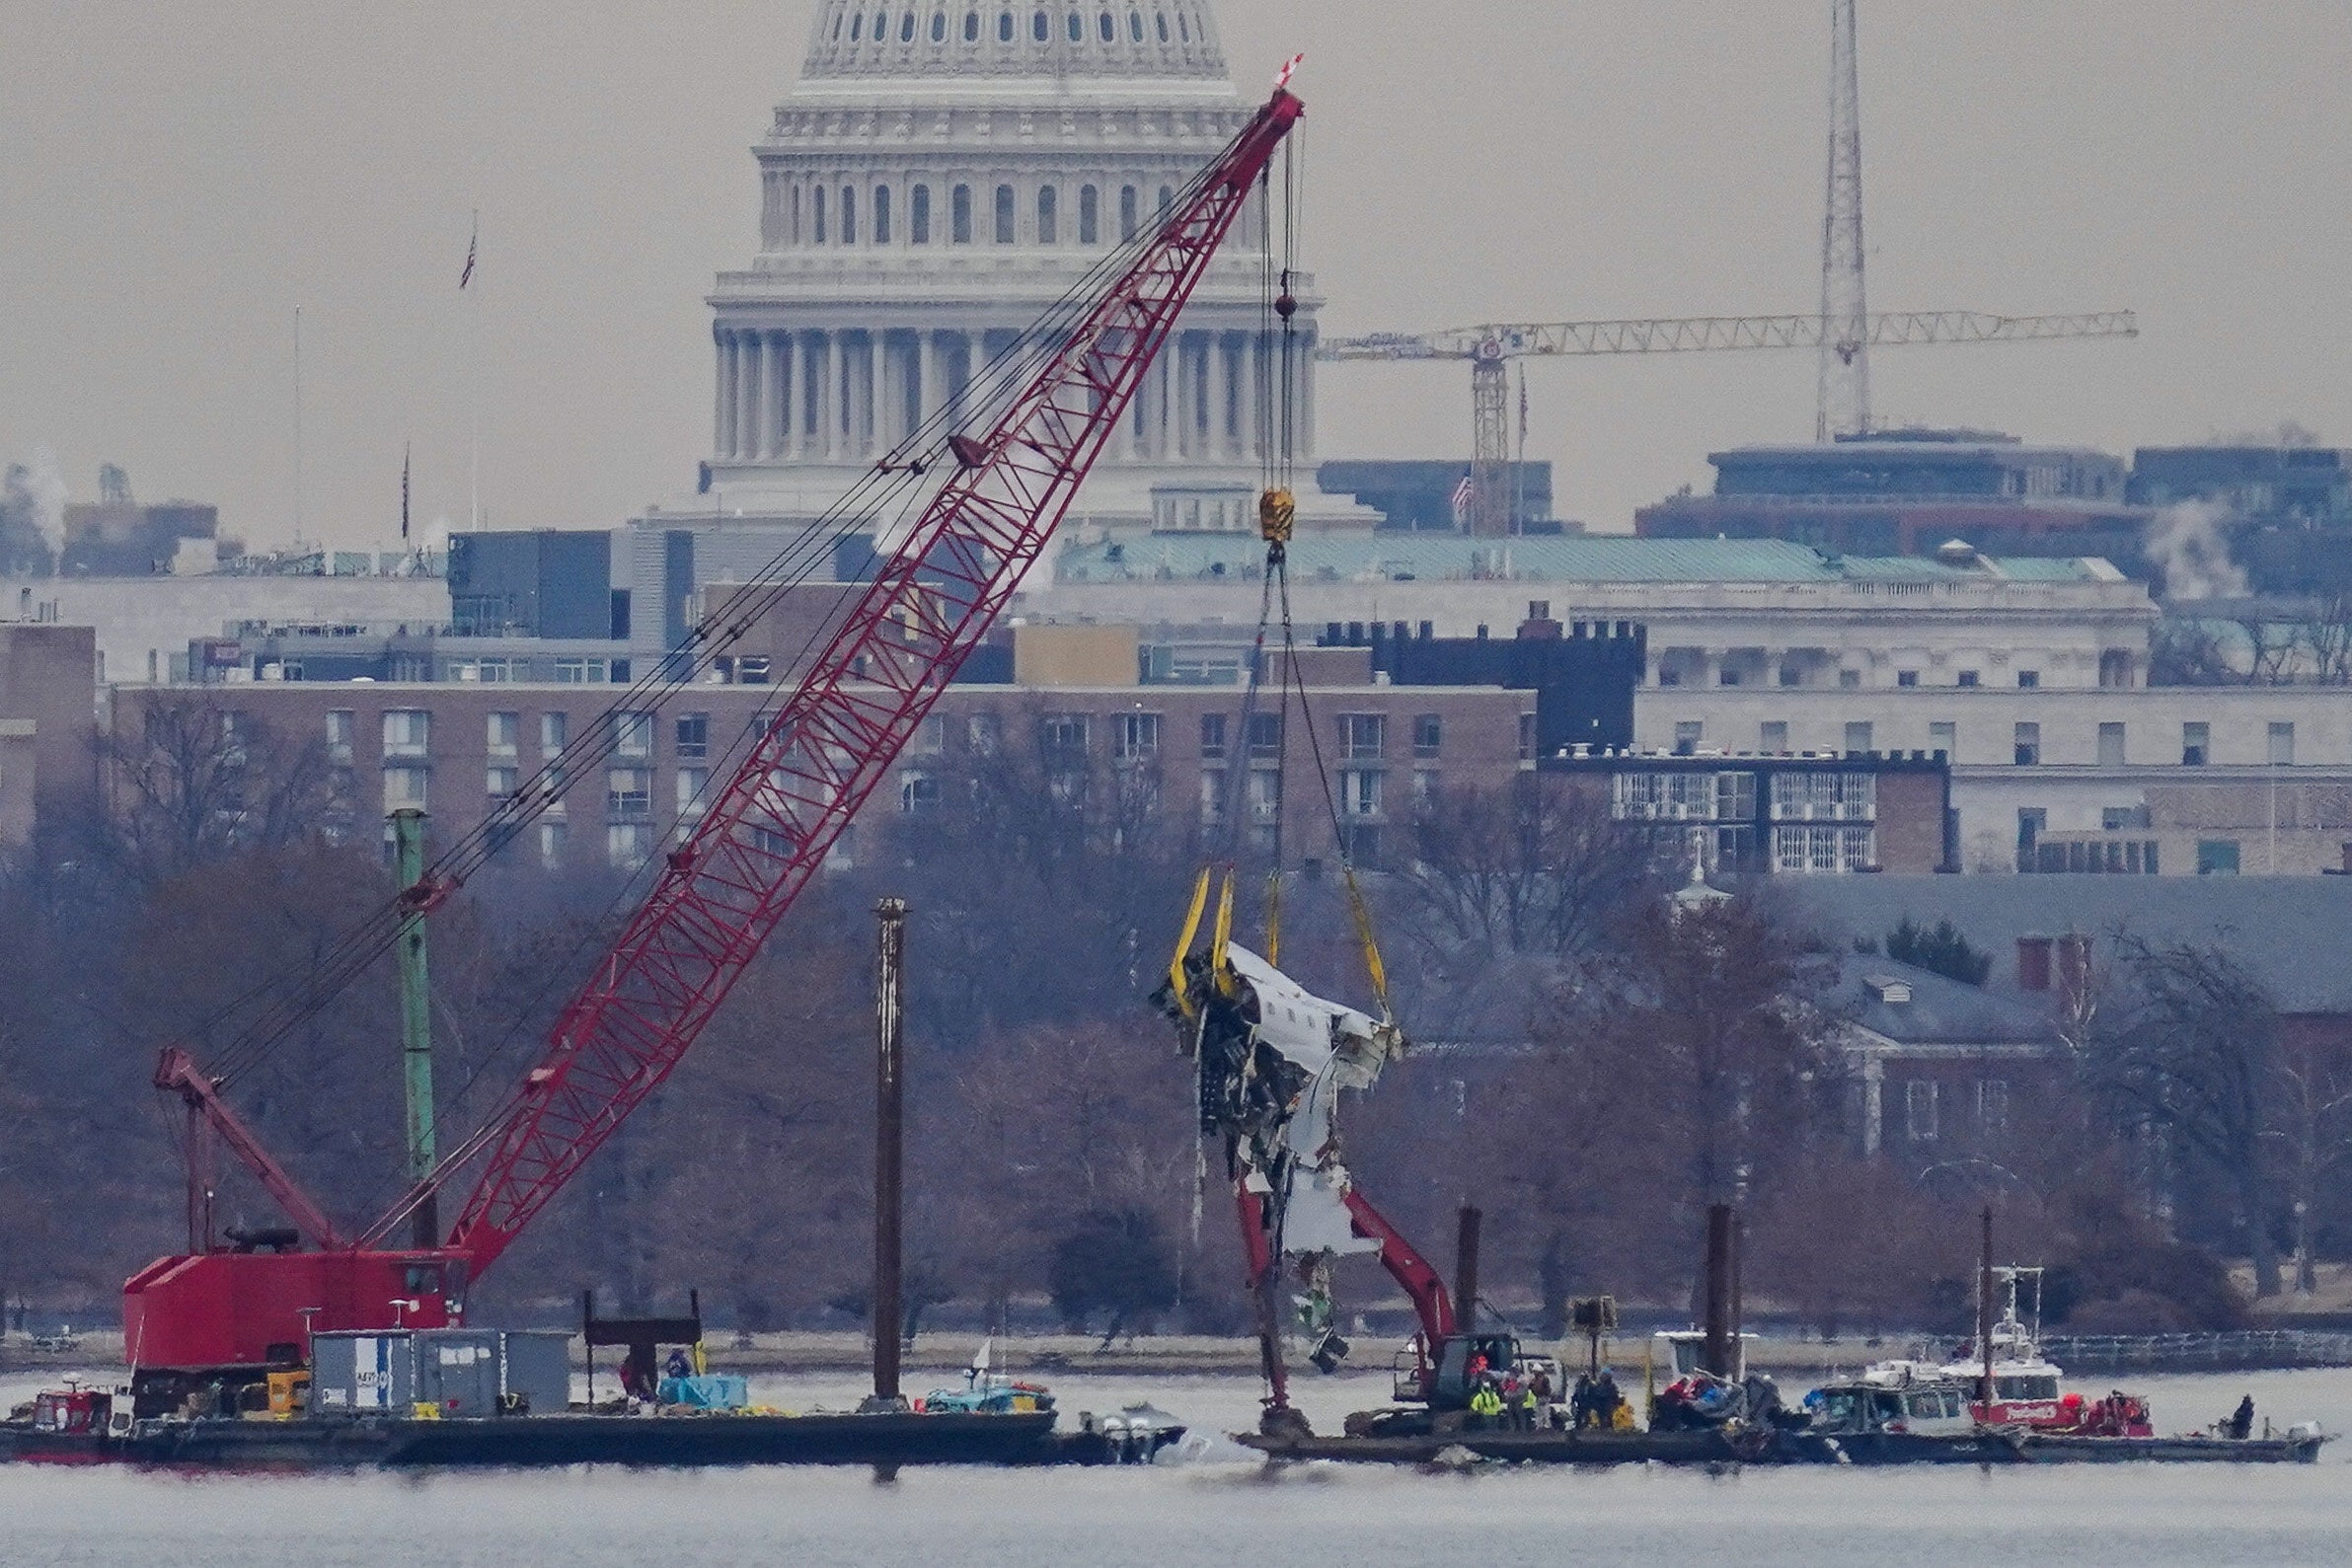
[695,0,1367,537]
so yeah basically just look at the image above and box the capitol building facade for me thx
[692,0,1367,536]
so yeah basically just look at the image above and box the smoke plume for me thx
[1,448,68,574]
[2145,499,2247,602]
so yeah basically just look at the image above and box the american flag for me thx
[460,216,478,289]
[401,444,412,541]
[1451,474,1475,528]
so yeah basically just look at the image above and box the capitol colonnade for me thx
[712,323,1317,467]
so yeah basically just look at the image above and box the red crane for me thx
[125,84,1309,1388]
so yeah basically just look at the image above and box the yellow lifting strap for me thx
[1258,487,1296,551]
[1168,865,1214,1019]
[1264,871,1283,969]
[1210,868,1238,997]
[1342,864,1394,1023]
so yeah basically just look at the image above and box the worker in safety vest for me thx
[1468,1381,1505,1430]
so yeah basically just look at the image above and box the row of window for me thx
[1663,653,2134,691]
[1715,718,2302,768]
[829,6,1199,50]
[1611,770,1876,825]
[788,179,1175,249]
[336,709,713,765]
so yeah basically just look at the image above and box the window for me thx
[967,10,980,41]
[2269,721,2296,767]
[1772,824,1875,874]
[1957,670,1981,689]
[1770,771,1873,822]
[554,657,608,684]
[735,656,771,686]
[326,710,354,764]
[1068,11,1083,39]
[2182,721,2210,767]
[841,184,858,244]
[1844,721,1873,754]
[1100,9,1114,41]
[951,185,973,244]
[2198,840,2241,876]
[2017,670,2040,689]
[1906,1081,1939,1143]
[1248,712,1282,761]
[1519,712,1539,762]
[1247,769,1281,821]
[1979,1081,2011,1134]
[874,185,893,244]
[2013,722,2041,767]
[1114,712,1161,761]
[487,711,519,755]
[1129,9,1143,41]
[911,184,932,244]
[1412,715,1442,759]
[612,711,653,759]
[607,768,653,818]
[1157,10,1169,40]
[899,770,942,813]
[488,765,519,800]
[1040,713,1089,754]
[1001,10,1015,42]
[1341,714,1385,761]
[1119,185,1139,240]
[676,712,710,761]
[1037,186,1058,245]
[1929,721,1956,760]
[2103,805,2151,831]
[608,822,653,870]
[540,712,569,756]
[933,10,947,40]
[1413,768,1441,807]
[995,184,1016,244]
[538,820,568,871]
[1897,671,1919,689]
[911,714,948,756]
[2097,722,2126,768]
[1761,721,1789,753]
[814,185,827,244]
[382,709,429,757]
[1673,720,1703,757]
[677,768,710,819]
[967,712,1001,755]
[1777,665,1801,689]
[1032,7,1048,40]
[1839,670,1861,690]
[1080,186,1100,245]
[1200,712,1229,760]
[383,766,429,811]
[1342,769,1384,818]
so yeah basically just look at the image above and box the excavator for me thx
[1156,869,1519,1439]
[110,77,1312,1416]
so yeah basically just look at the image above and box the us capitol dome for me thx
[692,0,1369,537]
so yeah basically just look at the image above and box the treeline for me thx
[2,699,2346,1343]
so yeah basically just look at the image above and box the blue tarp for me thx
[657,1375,749,1411]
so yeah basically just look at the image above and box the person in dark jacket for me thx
[2227,1395,2255,1440]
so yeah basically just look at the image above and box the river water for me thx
[5,1365,2348,1567]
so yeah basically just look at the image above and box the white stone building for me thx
[1637,685,2352,875]
[684,0,1365,534]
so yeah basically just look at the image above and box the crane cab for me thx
[1402,1332,1523,1411]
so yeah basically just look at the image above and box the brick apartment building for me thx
[107,662,1540,875]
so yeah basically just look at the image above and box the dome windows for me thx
[965,9,980,40]
[901,12,916,41]
[1129,10,1143,41]
[874,185,894,244]
[841,185,858,244]
[1000,10,1014,41]
[814,186,829,244]
[873,10,889,45]
[1156,11,1169,42]
[1068,13,1084,43]
[911,185,933,245]
[850,12,863,40]
[833,11,846,40]
[994,185,1016,244]
[1119,185,1138,241]
[951,185,974,245]
[1037,186,1059,245]
[1177,11,1189,41]
[1099,12,1115,43]
[1079,185,1100,245]
[1032,9,1048,41]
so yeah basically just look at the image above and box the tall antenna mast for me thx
[1818,0,1870,441]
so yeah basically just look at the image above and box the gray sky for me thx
[3,2,2347,551]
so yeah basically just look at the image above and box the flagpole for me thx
[468,209,481,534]
[293,305,304,554]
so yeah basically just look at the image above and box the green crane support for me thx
[391,808,438,1249]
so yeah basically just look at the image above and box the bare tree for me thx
[1394,777,1655,963]
[2090,937,2291,1298]
[104,696,337,874]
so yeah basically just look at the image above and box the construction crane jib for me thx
[123,85,1310,1381]
[1318,310,2140,539]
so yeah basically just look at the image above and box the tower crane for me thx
[120,82,1309,1399]
[1319,309,2140,539]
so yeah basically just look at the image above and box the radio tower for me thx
[1818,0,1870,441]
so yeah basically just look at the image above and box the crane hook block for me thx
[1274,293,1298,322]
[1258,488,1296,549]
